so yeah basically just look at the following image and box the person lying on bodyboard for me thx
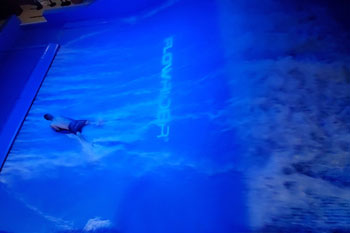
[43,113,90,135]
[44,113,124,148]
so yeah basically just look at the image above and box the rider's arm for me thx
[50,125,70,133]
[51,125,61,132]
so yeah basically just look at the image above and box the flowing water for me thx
[0,0,349,232]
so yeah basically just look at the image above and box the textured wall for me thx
[218,0,350,232]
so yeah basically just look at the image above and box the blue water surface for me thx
[2,0,350,232]
[0,1,247,232]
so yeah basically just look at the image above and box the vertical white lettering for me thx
[157,36,173,141]
[162,53,172,66]
[157,124,170,140]
[163,37,173,53]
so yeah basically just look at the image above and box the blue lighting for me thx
[0,0,349,232]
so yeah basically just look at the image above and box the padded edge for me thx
[0,43,60,171]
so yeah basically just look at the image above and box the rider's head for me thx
[44,113,54,121]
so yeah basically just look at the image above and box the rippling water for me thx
[0,1,246,232]
[1,0,350,232]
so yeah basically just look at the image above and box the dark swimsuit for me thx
[68,120,88,134]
